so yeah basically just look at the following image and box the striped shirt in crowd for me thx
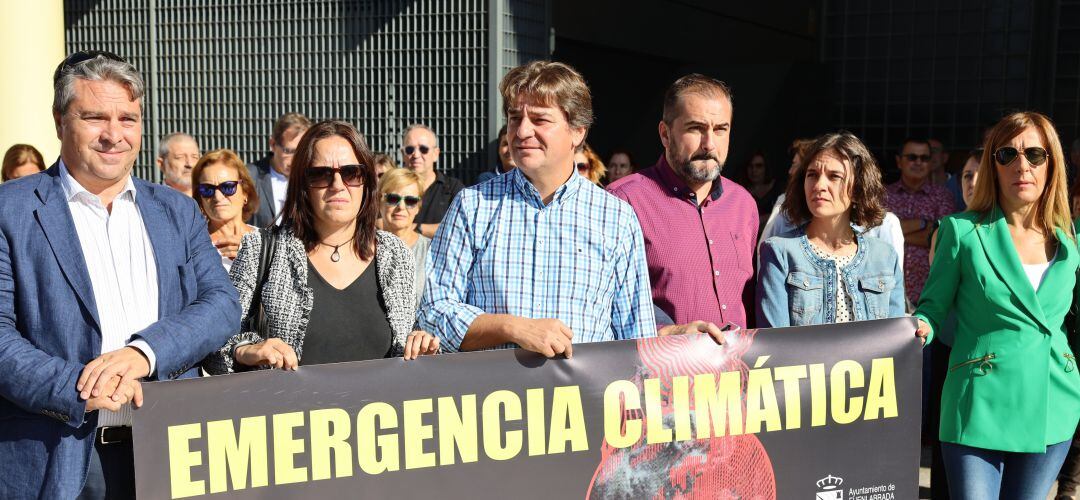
[418,168,657,351]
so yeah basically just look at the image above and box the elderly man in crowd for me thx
[418,61,657,356]
[608,74,757,334]
[401,123,465,238]
[155,132,200,196]
[0,50,239,499]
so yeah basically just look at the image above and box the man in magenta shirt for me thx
[608,74,758,331]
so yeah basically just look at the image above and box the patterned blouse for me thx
[809,243,856,323]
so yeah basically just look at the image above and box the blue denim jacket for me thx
[756,229,906,327]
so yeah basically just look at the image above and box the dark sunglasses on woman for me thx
[575,162,589,172]
[994,146,1049,166]
[383,193,421,208]
[196,181,239,198]
[305,165,365,188]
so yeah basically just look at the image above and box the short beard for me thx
[674,154,723,184]
[166,171,192,188]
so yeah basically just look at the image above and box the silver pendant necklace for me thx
[319,237,355,263]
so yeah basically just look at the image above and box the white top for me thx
[409,235,432,307]
[1022,260,1052,292]
[269,167,288,218]
[59,161,159,427]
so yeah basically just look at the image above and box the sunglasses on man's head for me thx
[994,146,1049,167]
[54,50,127,83]
[902,153,931,163]
[383,193,421,208]
[402,145,431,156]
[305,165,365,188]
[196,181,239,198]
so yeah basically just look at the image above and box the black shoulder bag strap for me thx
[245,227,278,336]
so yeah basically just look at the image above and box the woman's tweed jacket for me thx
[203,227,416,374]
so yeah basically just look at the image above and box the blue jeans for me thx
[941,440,1070,500]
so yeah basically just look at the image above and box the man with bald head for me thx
[401,124,465,238]
[156,132,200,196]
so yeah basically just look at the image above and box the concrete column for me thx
[0,1,65,164]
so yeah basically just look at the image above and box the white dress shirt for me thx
[269,167,288,218]
[59,161,159,427]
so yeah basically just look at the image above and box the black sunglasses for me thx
[575,162,589,171]
[196,181,239,198]
[402,145,431,156]
[305,165,365,188]
[53,50,127,83]
[994,146,1049,167]
[383,193,421,208]
[901,153,931,163]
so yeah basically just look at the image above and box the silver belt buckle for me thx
[98,426,121,445]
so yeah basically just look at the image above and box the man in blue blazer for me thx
[0,51,240,498]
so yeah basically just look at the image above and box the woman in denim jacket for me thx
[757,132,905,327]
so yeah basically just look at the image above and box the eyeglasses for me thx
[196,181,239,198]
[575,162,589,172]
[402,145,431,156]
[902,154,931,163]
[994,146,1049,167]
[53,50,127,83]
[383,193,421,208]
[305,165,365,188]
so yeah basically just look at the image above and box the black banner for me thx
[134,317,921,499]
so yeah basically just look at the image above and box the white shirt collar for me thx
[269,167,287,183]
[58,158,138,203]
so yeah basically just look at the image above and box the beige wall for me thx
[0,1,64,166]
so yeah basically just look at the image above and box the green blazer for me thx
[915,209,1080,453]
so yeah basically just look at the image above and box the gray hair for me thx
[53,55,145,116]
[403,123,439,148]
[157,132,198,158]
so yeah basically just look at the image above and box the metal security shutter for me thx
[823,0,1039,155]
[64,0,551,184]
[1055,0,1080,144]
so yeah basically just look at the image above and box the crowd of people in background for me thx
[2,49,1080,500]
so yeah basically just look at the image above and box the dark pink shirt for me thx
[884,180,957,304]
[608,158,759,328]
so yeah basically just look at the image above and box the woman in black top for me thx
[205,121,439,374]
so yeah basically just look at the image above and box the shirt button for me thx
[708,239,714,245]
[721,304,727,310]
[878,279,885,289]
[714,270,720,276]
[804,279,810,286]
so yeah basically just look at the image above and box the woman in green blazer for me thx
[914,111,1080,500]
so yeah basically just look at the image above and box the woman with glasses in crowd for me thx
[915,112,1080,499]
[204,121,439,375]
[573,143,606,186]
[191,149,259,270]
[756,132,905,327]
[378,167,429,305]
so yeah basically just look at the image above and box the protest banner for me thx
[134,317,920,499]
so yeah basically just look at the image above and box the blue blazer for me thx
[0,165,240,498]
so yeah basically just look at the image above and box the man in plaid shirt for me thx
[418,61,656,356]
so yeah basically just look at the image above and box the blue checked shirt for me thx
[418,168,657,352]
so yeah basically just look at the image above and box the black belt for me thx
[96,426,132,445]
